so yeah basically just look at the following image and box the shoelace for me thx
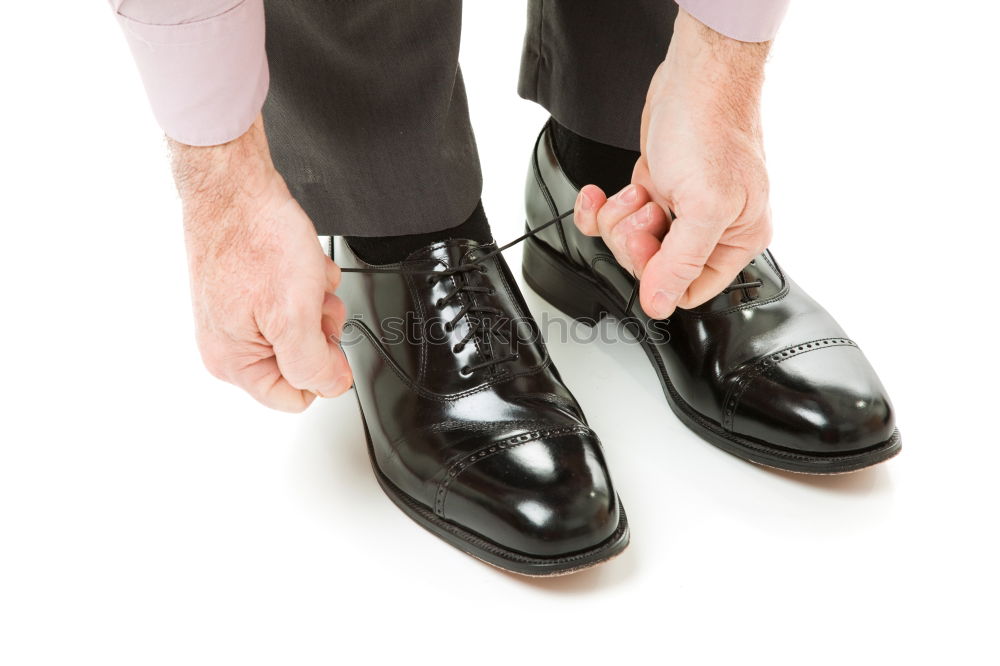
[340,210,759,370]
[340,209,574,277]
[340,210,582,374]
[721,260,764,302]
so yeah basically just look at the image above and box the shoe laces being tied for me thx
[341,209,762,351]
[340,210,572,375]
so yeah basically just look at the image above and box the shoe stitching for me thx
[591,254,631,287]
[762,248,785,285]
[433,425,593,518]
[424,418,563,436]
[405,262,438,386]
[721,338,858,431]
[491,246,552,371]
[643,332,898,463]
[378,419,563,475]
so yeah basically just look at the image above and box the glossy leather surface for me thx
[335,237,622,557]
[525,124,896,455]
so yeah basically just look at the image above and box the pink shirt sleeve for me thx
[112,1,786,145]
[111,0,268,146]
[677,0,790,42]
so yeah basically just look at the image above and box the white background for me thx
[2,2,998,664]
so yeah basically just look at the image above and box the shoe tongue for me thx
[403,238,490,269]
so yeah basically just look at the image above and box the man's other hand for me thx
[572,9,773,320]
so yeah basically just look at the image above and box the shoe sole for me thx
[357,405,631,576]
[521,234,902,475]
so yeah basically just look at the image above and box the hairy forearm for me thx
[664,9,771,130]
[164,118,351,411]
[168,114,280,228]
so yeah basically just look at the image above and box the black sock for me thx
[548,117,641,196]
[345,200,493,264]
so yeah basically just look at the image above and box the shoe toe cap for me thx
[439,428,622,558]
[731,343,896,454]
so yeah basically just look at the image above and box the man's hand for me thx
[572,9,773,319]
[172,115,352,412]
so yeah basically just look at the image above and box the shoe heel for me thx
[522,234,610,324]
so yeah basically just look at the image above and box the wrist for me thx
[170,114,286,226]
[662,9,770,129]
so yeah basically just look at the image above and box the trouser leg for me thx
[263,0,482,237]
[518,0,677,151]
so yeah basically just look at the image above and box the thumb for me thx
[325,257,342,292]
[639,217,724,319]
[271,304,352,399]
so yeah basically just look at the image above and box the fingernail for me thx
[579,192,594,211]
[652,290,677,319]
[617,185,637,204]
[621,205,653,233]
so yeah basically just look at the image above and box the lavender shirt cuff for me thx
[677,0,790,42]
[113,0,269,146]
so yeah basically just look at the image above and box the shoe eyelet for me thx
[488,288,496,296]
[435,298,444,309]
[460,365,472,375]
[426,275,436,285]
[452,344,464,353]
[444,322,454,332]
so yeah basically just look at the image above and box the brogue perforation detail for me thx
[722,338,858,431]
[433,425,592,517]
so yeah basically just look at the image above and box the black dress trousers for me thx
[262,0,677,237]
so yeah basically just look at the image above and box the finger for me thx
[272,303,353,399]
[573,185,607,236]
[631,156,654,198]
[678,204,772,309]
[325,257,342,292]
[639,217,724,319]
[321,292,348,344]
[678,242,758,309]
[609,201,670,276]
[236,355,317,413]
[596,183,651,243]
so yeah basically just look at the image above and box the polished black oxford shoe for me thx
[522,122,901,474]
[335,236,628,575]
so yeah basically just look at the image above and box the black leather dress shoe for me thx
[334,236,628,575]
[523,122,901,474]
